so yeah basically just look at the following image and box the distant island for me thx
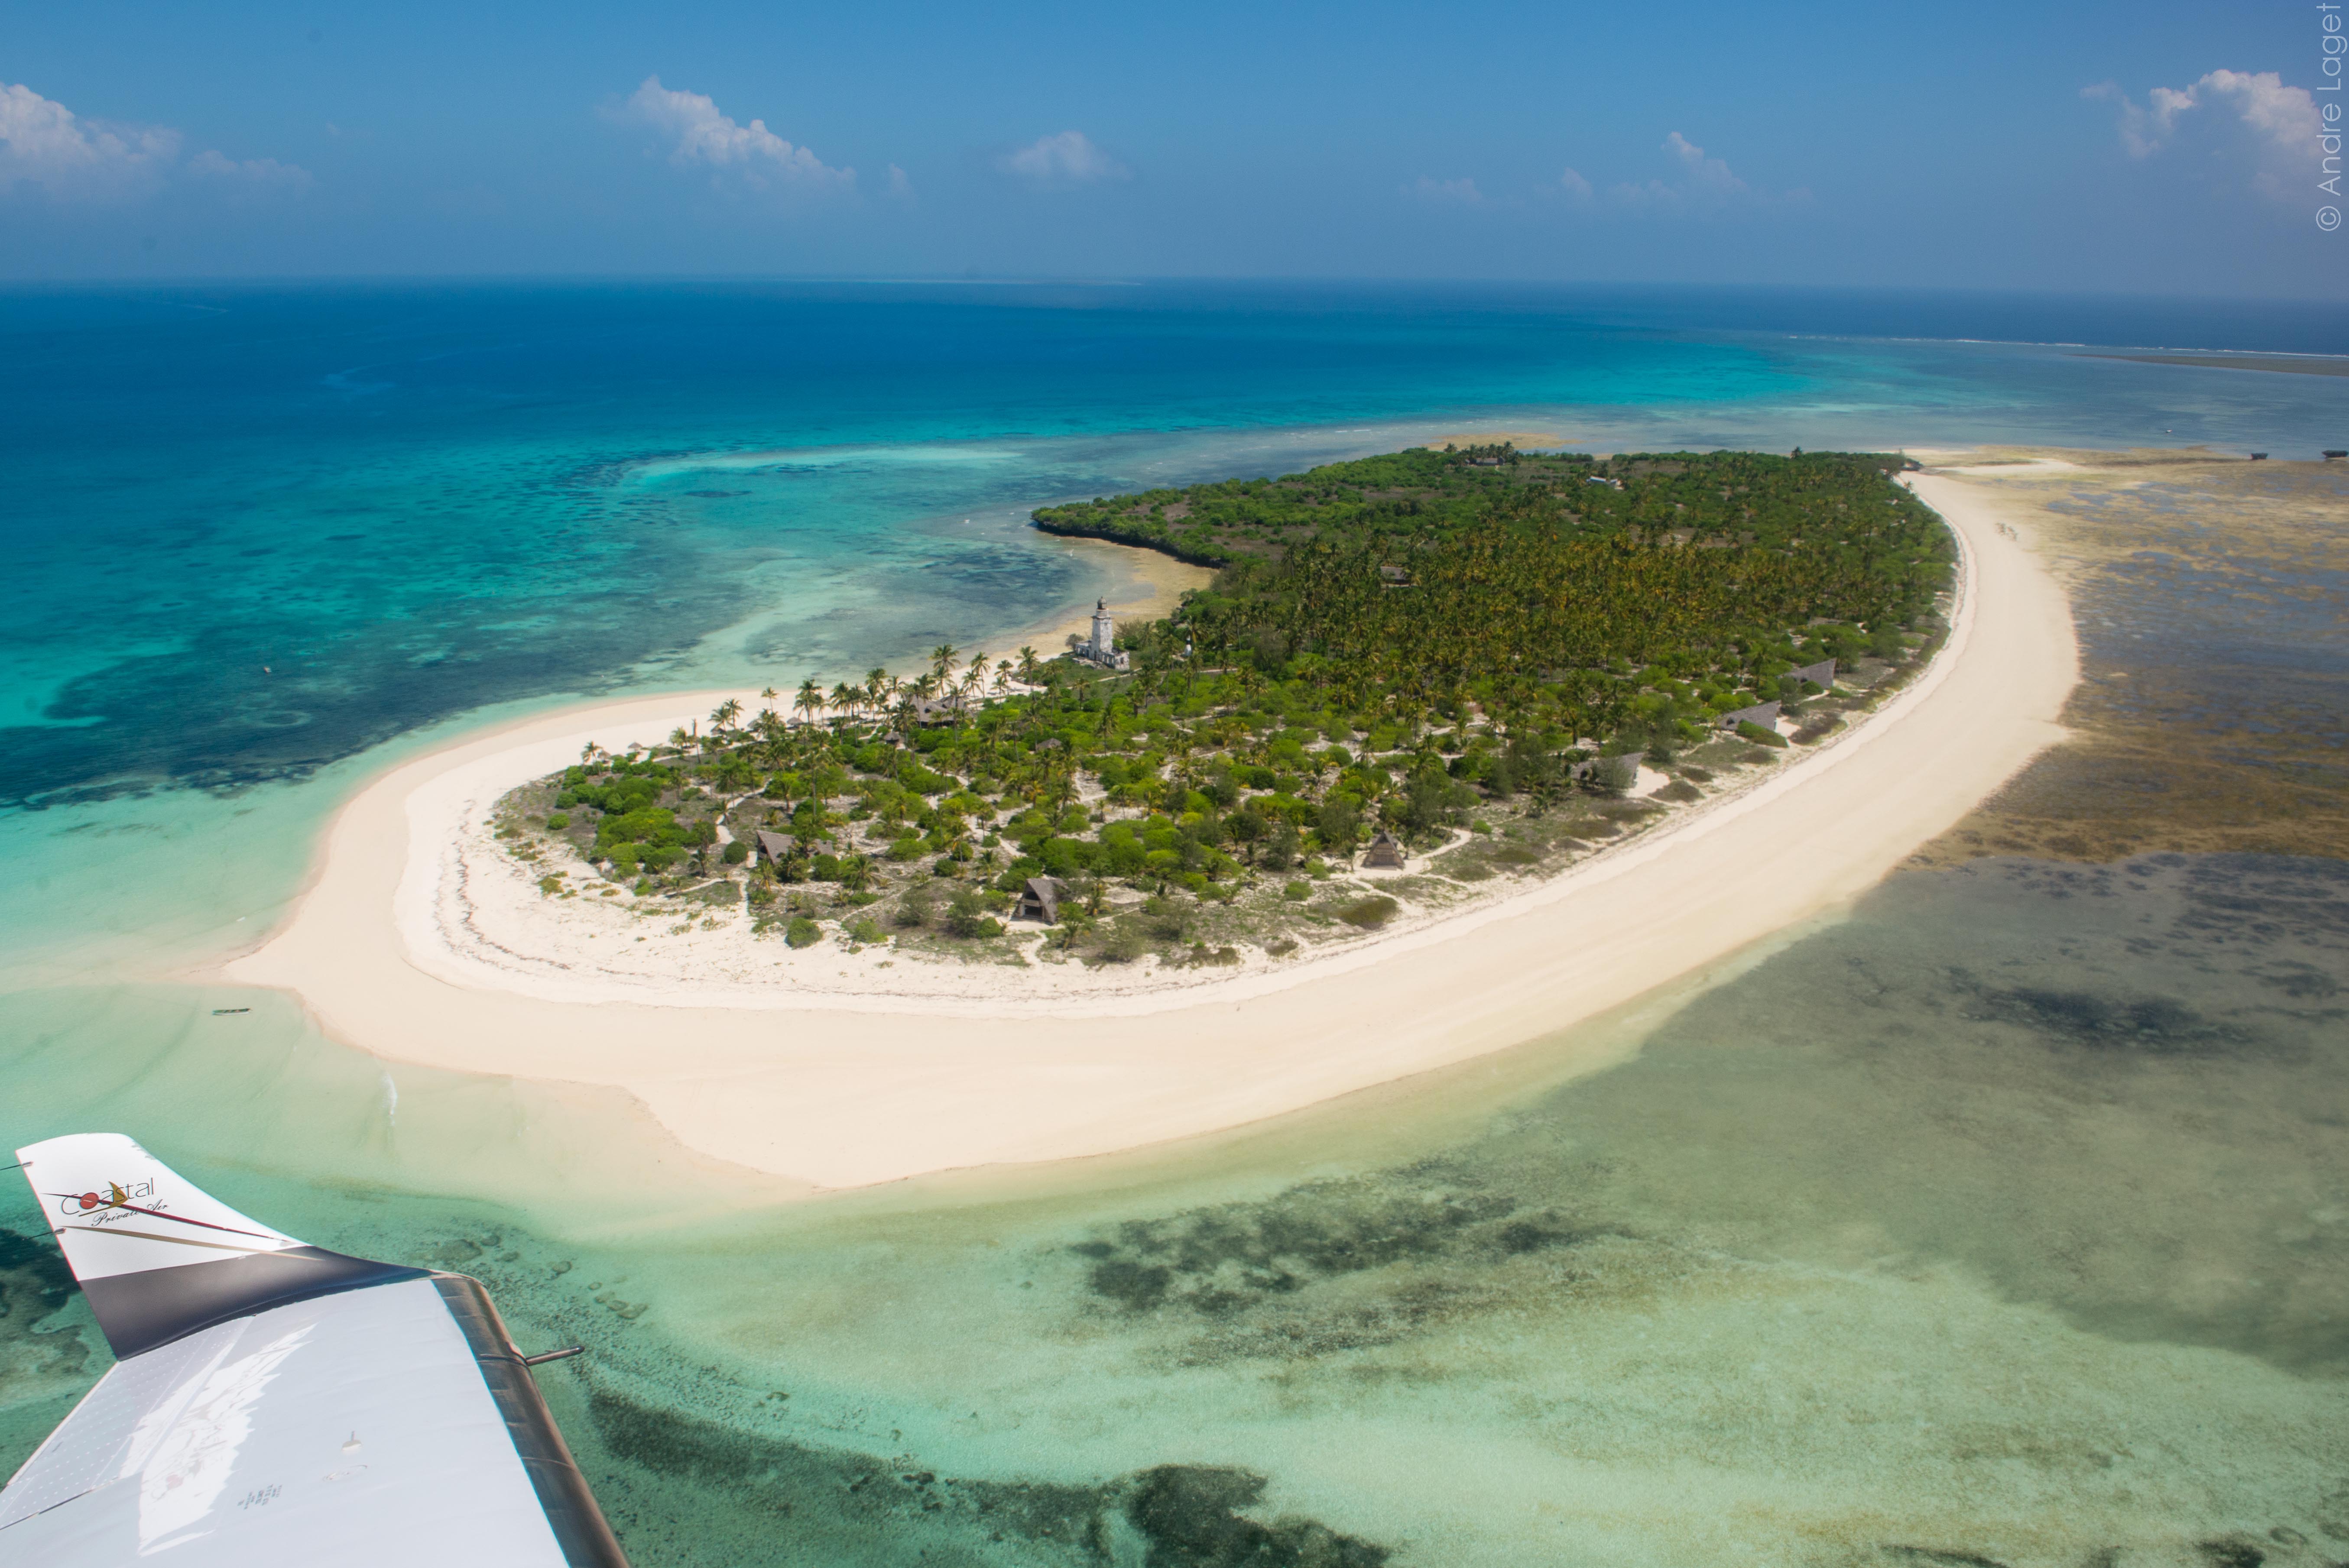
[483,444,1956,975]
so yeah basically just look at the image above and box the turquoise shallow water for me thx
[3,282,2349,1563]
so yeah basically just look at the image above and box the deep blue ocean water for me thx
[3,282,2348,1564]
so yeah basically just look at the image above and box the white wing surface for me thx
[0,1135,626,1567]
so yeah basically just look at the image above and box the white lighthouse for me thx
[1080,599,1130,671]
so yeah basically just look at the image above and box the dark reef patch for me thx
[1124,1466,1388,1567]
[1950,972,2250,1053]
[1881,1548,2012,1568]
[1074,1164,1626,1319]
[580,1384,1391,1567]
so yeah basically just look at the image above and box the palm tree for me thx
[930,644,958,680]
[793,678,825,726]
[711,697,744,732]
[1017,647,1040,685]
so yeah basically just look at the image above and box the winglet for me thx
[15,1133,424,1360]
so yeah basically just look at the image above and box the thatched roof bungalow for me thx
[1012,875,1071,923]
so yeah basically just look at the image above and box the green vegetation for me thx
[493,445,1951,967]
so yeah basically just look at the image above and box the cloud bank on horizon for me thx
[623,76,855,191]
[0,1,2333,297]
[996,130,1129,185]
[2086,69,2330,201]
[0,81,309,200]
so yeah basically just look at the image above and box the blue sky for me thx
[1,0,2336,295]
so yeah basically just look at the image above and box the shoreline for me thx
[224,462,2076,1191]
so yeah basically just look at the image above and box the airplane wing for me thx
[0,1134,627,1567]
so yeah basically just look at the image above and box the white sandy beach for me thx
[226,464,2076,1191]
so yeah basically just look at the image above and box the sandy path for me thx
[225,469,2074,1190]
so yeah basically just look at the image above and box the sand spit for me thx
[226,464,2076,1191]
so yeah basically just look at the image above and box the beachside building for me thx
[1361,830,1406,870]
[906,697,957,726]
[1570,751,1643,785]
[1012,875,1071,923]
[1069,601,1131,672]
[1788,657,1837,692]
[1717,700,1781,732]
[753,829,794,869]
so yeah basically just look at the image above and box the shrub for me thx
[1587,755,1641,793]
[785,917,823,949]
[545,813,569,832]
[1265,936,1299,958]
[722,839,749,865]
[1337,895,1400,930]
[886,837,927,862]
[844,917,886,945]
[944,890,1003,939]
[1283,880,1312,901]
[1736,721,1789,749]
[1094,922,1149,963]
[1658,780,1703,803]
[892,896,931,929]
[1793,715,1846,746]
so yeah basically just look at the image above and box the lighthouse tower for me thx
[1088,599,1115,662]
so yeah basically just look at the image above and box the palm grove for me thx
[498,446,1954,964]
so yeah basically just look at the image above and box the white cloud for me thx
[1,81,310,203]
[2086,70,2326,198]
[1558,166,1593,200]
[189,149,314,193]
[1661,131,1747,195]
[1608,132,1765,208]
[0,81,180,198]
[624,76,854,190]
[999,130,1128,184]
[1403,175,1485,204]
[887,162,913,199]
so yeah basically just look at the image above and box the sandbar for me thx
[225,465,2076,1191]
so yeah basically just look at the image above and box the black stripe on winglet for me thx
[432,1274,631,1568]
[78,1247,426,1360]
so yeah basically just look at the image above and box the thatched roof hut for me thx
[753,829,794,867]
[1362,830,1406,870]
[1013,875,1071,923]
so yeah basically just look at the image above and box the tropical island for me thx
[480,444,1957,978]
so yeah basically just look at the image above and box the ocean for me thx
[2,281,2346,1565]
